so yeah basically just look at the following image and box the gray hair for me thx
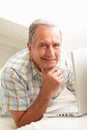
[28,19,62,44]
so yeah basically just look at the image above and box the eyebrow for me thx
[38,42,62,47]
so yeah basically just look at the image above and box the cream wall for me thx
[62,26,87,54]
[0,18,87,68]
[0,18,28,68]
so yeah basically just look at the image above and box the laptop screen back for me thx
[71,48,87,115]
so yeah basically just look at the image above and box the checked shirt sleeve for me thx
[1,68,30,114]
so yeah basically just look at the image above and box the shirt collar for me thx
[30,59,42,78]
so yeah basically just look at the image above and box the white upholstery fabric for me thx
[17,116,87,130]
[0,117,16,130]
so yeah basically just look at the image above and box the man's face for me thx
[27,26,62,72]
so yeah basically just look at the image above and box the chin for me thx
[45,65,56,71]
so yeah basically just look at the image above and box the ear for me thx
[27,43,33,58]
[27,42,32,52]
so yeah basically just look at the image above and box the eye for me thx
[53,43,61,48]
[39,43,48,48]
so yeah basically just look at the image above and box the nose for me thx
[47,46,55,57]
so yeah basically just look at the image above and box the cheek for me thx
[56,49,61,58]
[30,50,41,61]
[35,49,46,57]
[30,47,46,61]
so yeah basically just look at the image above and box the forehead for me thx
[35,26,60,35]
[34,26,62,41]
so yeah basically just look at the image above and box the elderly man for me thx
[0,19,75,128]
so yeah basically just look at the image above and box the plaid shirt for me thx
[0,49,75,116]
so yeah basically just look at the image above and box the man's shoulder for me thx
[57,54,73,73]
[8,48,29,62]
[59,54,72,66]
[2,49,31,73]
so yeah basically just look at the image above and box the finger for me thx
[52,69,62,77]
[49,67,59,74]
[57,75,64,83]
[57,74,63,79]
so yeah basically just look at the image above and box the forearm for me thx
[18,89,50,127]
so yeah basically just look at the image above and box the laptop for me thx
[44,48,87,117]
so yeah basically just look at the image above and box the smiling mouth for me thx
[42,57,56,61]
[40,58,56,71]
